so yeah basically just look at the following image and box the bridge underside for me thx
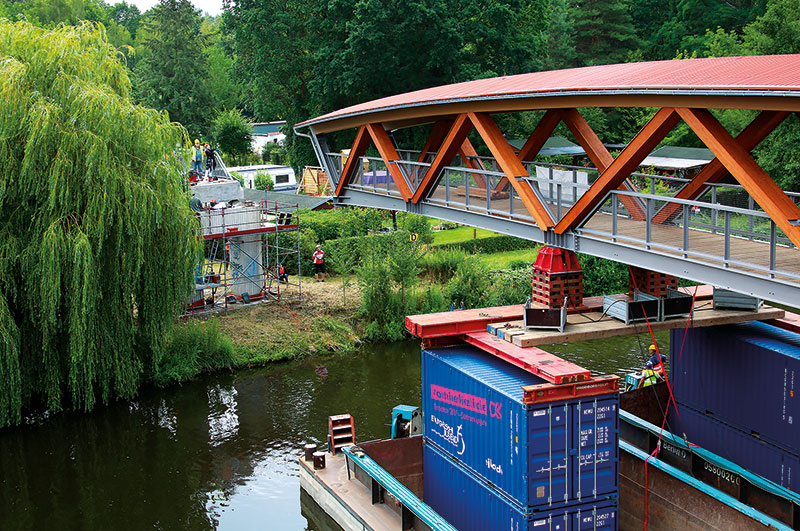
[296,58,800,307]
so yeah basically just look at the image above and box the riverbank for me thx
[205,275,363,365]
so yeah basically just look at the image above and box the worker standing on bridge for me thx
[313,245,325,282]
[191,139,204,173]
[204,143,216,178]
[648,344,666,376]
[638,361,659,388]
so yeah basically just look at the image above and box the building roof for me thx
[252,121,287,136]
[242,189,332,210]
[296,55,800,133]
[639,145,715,171]
[508,136,586,156]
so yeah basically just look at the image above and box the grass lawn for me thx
[431,226,497,245]
[477,247,540,270]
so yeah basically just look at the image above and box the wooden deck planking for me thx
[495,304,785,348]
[300,453,400,531]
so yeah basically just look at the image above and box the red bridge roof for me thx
[298,55,800,133]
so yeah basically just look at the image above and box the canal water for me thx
[0,332,667,530]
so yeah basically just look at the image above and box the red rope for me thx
[628,268,701,529]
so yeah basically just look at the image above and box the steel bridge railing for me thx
[326,151,800,284]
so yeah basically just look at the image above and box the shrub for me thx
[578,253,628,297]
[444,256,490,309]
[412,285,449,314]
[230,171,244,186]
[486,269,532,306]
[154,321,236,386]
[254,171,274,191]
[419,247,467,283]
[435,235,537,254]
[397,212,433,244]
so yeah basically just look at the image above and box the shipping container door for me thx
[571,397,620,502]
[528,403,570,506]
[571,501,618,531]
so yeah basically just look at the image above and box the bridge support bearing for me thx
[531,247,583,309]
[629,266,677,297]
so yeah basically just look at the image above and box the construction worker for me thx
[638,361,659,388]
[647,344,666,376]
[312,245,325,282]
[191,139,203,172]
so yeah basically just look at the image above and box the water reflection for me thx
[0,336,653,530]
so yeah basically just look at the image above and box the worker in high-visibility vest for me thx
[638,361,659,388]
[647,344,666,376]
[191,139,204,172]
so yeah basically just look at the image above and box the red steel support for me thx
[676,107,800,249]
[556,108,681,234]
[463,332,590,384]
[652,110,790,224]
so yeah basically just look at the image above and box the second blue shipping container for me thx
[670,401,800,492]
[422,346,619,510]
[670,322,800,455]
[424,441,618,531]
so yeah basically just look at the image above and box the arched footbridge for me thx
[295,55,800,307]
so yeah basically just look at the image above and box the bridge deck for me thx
[418,186,800,284]
[582,215,800,282]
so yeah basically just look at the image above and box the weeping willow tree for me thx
[0,20,199,427]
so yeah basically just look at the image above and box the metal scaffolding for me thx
[187,195,301,314]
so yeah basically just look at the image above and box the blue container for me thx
[670,322,800,455]
[670,401,800,492]
[423,441,618,531]
[422,346,619,509]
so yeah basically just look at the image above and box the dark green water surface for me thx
[0,332,667,530]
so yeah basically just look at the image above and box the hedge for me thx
[433,235,538,254]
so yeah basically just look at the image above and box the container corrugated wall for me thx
[669,402,800,491]
[670,322,800,455]
[422,346,618,509]
[423,441,618,531]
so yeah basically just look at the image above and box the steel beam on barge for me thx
[405,305,524,338]
[463,331,590,384]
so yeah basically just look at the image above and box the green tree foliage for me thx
[0,21,198,426]
[225,0,551,168]
[211,108,252,165]
[134,0,212,138]
[570,0,638,66]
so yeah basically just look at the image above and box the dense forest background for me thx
[3,0,800,188]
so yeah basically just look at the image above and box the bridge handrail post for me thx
[646,197,653,248]
[724,211,731,264]
[612,195,618,239]
[557,183,562,220]
[748,196,755,239]
[486,174,492,213]
[711,187,718,234]
[770,222,777,276]
[683,204,690,257]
